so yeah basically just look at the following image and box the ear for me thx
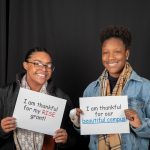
[23,62,28,71]
[126,50,130,60]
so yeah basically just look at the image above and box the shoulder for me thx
[48,86,74,112]
[130,71,150,86]
[0,82,18,96]
[47,81,70,100]
[84,79,99,90]
[128,71,150,98]
[54,87,70,100]
[83,79,100,97]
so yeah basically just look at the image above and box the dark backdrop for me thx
[1,0,150,107]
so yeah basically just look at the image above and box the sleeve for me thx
[131,99,150,138]
[0,87,12,144]
[130,80,150,138]
[55,88,89,149]
[83,80,99,97]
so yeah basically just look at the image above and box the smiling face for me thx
[23,51,53,91]
[102,37,129,78]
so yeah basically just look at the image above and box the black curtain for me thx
[0,0,7,86]
[1,1,150,149]
[1,0,150,106]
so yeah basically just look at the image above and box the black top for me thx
[108,75,118,94]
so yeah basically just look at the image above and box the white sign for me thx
[80,96,129,135]
[13,88,66,135]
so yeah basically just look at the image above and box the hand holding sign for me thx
[69,108,83,127]
[125,109,142,128]
[1,117,16,133]
[54,128,68,143]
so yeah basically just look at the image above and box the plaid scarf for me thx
[14,75,48,150]
[98,62,132,150]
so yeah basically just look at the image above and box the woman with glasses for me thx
[69,25,150,150]
[0,47,78,150]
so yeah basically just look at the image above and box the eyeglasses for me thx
[26,61,55,71]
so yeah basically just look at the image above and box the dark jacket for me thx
[0,74,80,150]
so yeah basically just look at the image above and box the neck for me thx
[27,82,42,91]
[26,78,42,92]
[28,84,42,92]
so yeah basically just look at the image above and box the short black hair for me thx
[24,47,52,62]
[100,25,132,49]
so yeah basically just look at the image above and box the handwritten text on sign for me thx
[13,88,66,135]
[79,96,129,135]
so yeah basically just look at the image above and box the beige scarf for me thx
[14,75,47,150]
[98,62,132,150]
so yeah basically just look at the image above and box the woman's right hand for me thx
[1,117,16,133]
[69,108,83,128]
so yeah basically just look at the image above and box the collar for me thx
[94,78,101,87]
[129,70,143,82]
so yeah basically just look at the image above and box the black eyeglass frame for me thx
[26,61,55,71]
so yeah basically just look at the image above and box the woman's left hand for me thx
[124,109,142,128]
[53,128,68,144]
